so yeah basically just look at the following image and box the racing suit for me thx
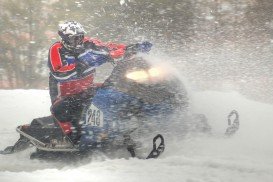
[48,37,126,142]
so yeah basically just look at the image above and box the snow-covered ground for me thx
[0,89,273,182]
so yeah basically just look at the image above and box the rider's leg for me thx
[51,93,93,144]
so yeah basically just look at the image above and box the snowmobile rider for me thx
[48,20,152,144]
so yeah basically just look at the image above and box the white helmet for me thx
[58,21,86,52]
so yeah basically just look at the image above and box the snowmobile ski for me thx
[146,134,165,159]
[125,134,165,159]
[225,110,239,136]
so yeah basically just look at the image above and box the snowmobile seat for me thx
[21,116,65,144]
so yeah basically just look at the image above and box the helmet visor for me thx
[67,34,84,48]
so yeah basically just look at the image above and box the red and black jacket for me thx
[48,37,126,103]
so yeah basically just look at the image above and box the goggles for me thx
[67,34,84,47]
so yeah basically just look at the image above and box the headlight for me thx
[126,70,149,81]
[126,67,163,82]
[148,68,161,77]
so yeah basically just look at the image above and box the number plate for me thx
[85,104,104,127]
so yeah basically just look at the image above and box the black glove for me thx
[75,61,89,76]
[137,41,153,52]
[126,41,153,53]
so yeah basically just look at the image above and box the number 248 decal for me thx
[85,104,104,127]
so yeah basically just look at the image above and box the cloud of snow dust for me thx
[0,90,273,182]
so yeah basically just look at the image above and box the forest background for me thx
[0,0,272,102]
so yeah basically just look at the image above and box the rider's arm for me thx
[86,37,126,59]
[48,42,78,80]
[105,42,127,59]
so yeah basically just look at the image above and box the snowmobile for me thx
[0,47,239,160]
